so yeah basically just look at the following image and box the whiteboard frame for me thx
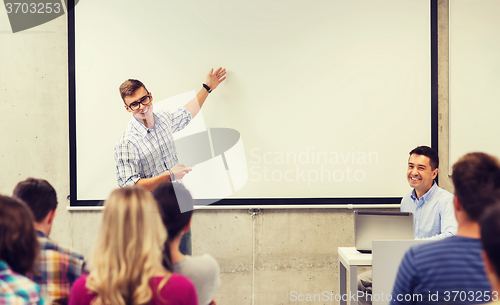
[68,0,439,207]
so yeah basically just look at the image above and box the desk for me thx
[338,247,372,305]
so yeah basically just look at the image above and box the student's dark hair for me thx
[152,182,193,271]
[119,79,148,101]
[13,178,58,222]
[452,152,500,221]
[409,146,439,170]
[480,204,500,278]
[0,194,39,275]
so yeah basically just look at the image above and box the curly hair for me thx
[85,187,168,305]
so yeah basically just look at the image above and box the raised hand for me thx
[205,67,227,91]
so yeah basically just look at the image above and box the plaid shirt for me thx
[114,108,192,186]
[0,260,45,305]
[27,231,86,305]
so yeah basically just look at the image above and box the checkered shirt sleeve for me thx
[0,261,46,305]
[27,235,86,305]
[115,136,142,187]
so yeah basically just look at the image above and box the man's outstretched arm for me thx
[184,68,227,118]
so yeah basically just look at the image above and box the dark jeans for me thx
[180,228,192,255]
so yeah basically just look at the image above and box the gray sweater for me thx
[172,254,221,305]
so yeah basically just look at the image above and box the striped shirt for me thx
[114,108,192,187]
[27,231,86,305]
[391,236,491,305]
[400,182,457,239]
[0,260,45,305]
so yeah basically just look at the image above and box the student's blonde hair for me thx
[86,186,168,305]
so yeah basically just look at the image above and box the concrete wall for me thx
[0,1,451,304]
[437,0,453,192]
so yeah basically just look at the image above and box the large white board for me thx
[74,0,431,202]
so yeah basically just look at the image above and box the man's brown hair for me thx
[480,204,500,280]
[0,194,39,275]
[119,79,148,101]
[409,146,439,170]
[452,152,500,221]
[13,178,58,222]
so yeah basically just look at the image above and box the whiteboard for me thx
[71,0,432,204]
[449,0,500,169]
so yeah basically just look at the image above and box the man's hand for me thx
[169,164,193,181]
[206,67,226,91]
[186,67,226,118]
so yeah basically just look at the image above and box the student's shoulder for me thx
[157,273,195,292]
[191,253,218,264]
[72,274,89,289]
[39,237,76,254]
[397,241,440,272]
[151,274,197,305]
[39,238,85,261]
[408,236,469,258]
[0,266,45,303]
[169,272,194,282]
[70,274,95,304]
[3,270,39,291]
[186,254,220,272]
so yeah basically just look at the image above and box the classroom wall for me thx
[437,0,453,192]
[0,1,452,304]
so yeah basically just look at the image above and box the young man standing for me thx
[13,178,87,305]
[114,68,226,191]
[114,68,226,255]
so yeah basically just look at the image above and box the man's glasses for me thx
[126,94,152,111]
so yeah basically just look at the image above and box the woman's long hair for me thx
[152,182,193,271]
[86,187,167,305]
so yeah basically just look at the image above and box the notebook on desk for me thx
[354,211,414,253]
